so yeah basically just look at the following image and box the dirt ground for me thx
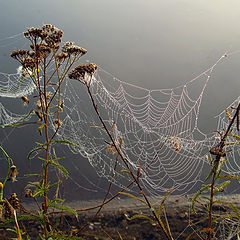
[0,195,238,240]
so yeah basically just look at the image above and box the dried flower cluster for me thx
[68,63,97,85]
[11,24,87,78]
[11,50,38,70]
[24,27,48,42]
[24,24,63,48]
[42,24,64,47]
[55,52,68,63]
[33,43,52,59]
[62,42,87,56]
[3,193,21,219]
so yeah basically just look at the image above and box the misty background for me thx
[0,0,240,200]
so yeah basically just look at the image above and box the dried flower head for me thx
[55,52,68,63]
[32,43,52,59]
[7,165,18,182]
[62,42,87,56]
[36,99,42,109]
[68,63,97,85]
[24,27,47,41]
[42,24,64,47]
[22,57,37,70]
[10,49,29,62]
[60,99,64,109]
[8,193,21,210]
[53,118,62,127]
[25,189,33,198]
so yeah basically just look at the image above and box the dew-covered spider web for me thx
[1,49,239,197]
[55,59,219,196]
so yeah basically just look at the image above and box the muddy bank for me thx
[1,194,239,239]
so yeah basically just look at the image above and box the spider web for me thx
[0,45,239,197]
[54,56,227,196]
[214,96,240,176]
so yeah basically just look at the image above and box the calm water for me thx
[0,0,240,199]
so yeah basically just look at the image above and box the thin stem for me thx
[86,84,173,240]
[0,146,11,189]
[207,102,240,240]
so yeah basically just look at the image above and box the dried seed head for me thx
[53,118,62,127]
[42,24,64,47]
[7,165,18,182]
[55,52,68,63]
[62,42,87,56]
[10,49,29,62]
[36,99,42,109]
[8,193,21,210]
[25,189,33,198]
[24,27,47,41]
[3,199,14,219]
[22,57,37,70]
[31,43,52,58]
[68,63,97,85]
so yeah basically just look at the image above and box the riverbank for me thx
[1,194,239,239]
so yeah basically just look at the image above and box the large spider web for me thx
[0,45,239,197]
[56,59,219,196]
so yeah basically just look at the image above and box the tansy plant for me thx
[0,24,96,239]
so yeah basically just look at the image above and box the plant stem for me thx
[208,102,240,240]
[86,85,173,240]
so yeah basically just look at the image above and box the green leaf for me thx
[228,133,240,141]
[213,181,230,194]
[48,201,78,218]
[48,160,69,179]
[33,188,45,198]
[48,181,62,190]
[27,146,43,160]
[119,192,148,206]
[0,214,43,227]
[218,175,240,181]
[120,169,131,174]
[54,139,77,146]
[192,184,211,213]
[126,214,155,223]
[157,188,173,218]
[24,173,41,177]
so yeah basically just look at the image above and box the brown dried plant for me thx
[6,24,90,239]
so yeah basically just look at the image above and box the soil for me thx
[0,195,239,240]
